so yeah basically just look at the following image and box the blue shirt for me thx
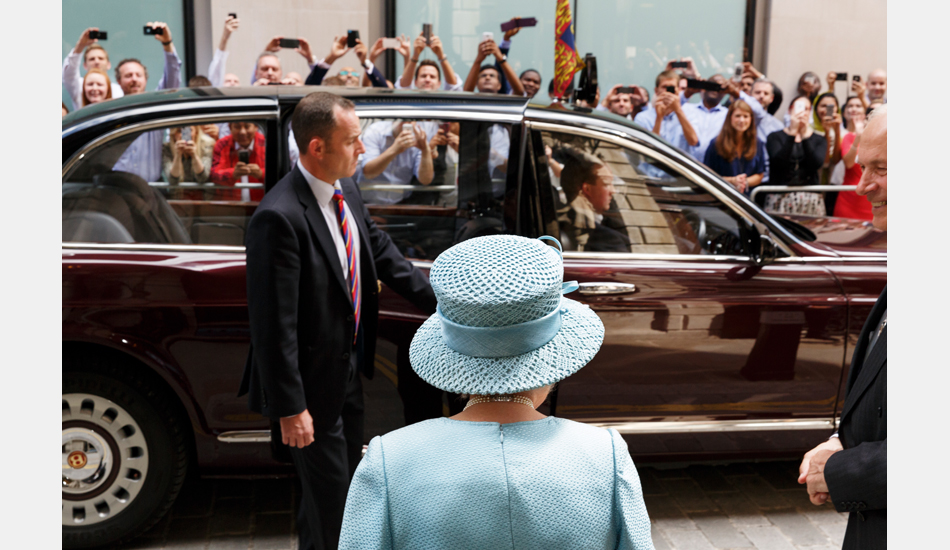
[112,51,183,182]
[703,139,766,196]
[340,416,655,550]
[632,104,692,152]
[357,121,439,205]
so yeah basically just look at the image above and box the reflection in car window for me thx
[63,120,267,247]
[541,130,746,256]
[343,118,512,261]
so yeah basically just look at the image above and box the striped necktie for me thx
[332,189,360,343]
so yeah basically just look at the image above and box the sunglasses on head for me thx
[339,70,361,78]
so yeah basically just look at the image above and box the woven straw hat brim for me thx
[409,297,605,395]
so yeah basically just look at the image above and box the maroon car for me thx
[62,87,886,548]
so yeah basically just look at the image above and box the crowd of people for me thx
[62,16,886,221]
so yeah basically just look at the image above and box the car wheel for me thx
[62,370,188,549]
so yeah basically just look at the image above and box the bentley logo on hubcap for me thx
[68,451,88,469]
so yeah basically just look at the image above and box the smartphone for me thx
[824,104,835,117]
[279,38,300,49]
[347,30,360,48]
[482,31,494,43]
[686,78,722,91]
[266,81,282,85]
[835,72,848,81]
[500,17,538,31]
[852,75,861,83]
[88,30,107,40]
[664,85,676,94]
[238,151,250,164]
[181,127,192,142]
[144,26,163,36]
[670,61,688,69]
[422,23,432,45]
[441,122,451,134]
[382,37,400,49]
[733,62,743,80]
[228,12,237,19]
[617,86,637,94]
[793,101,807,115]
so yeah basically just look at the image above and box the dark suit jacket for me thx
[238,167,436,429]
[825,286,886,550]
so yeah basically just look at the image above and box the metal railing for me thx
[750,185,857,202]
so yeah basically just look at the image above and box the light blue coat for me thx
[340,416,655,550]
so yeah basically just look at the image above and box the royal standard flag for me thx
[553,0,584,99]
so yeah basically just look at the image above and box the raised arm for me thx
[463,42,490,92]
[399,34,427,89]
[147,22,181,90]
[485,40,523,96]
[842,123,863,169]
[429,35,458,87]
[64,28,99,109]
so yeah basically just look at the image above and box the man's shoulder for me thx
[253,171,301,217]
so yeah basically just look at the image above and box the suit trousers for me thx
[288,358,364,550]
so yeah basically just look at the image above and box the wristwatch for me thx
[499,55,508,63]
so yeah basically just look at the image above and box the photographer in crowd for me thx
[633,70,699,152]
[111,22,183,182]
[683,74,769,163]
[598,85,650,120]
[852,69,887,107]
[252,36,317,85]
[763,95,827,215]
[832,96,871,220]
[63,28,125,109]
[462,39,525,96]
[704,100,765,196]
[398,29,461,91]
[208,15,239,87]
[493,20,543,98]
[304,35,387,88]
[359,120,436,204]
[210,121,266,201]
[162,125,214,187]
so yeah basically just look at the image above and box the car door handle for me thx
[577,282,637,296]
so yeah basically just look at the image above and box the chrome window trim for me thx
[217,430,271,443]
[590,417,835,434]
[63,242,246,254]
[778,255,887,263]
[355,107,522,124]
[62,110,279,179]
[524,119,796,259]
[562,251,750,262]
[525,110,843,259]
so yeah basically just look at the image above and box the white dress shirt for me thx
[62,51,125,110]
[297,161,361,286]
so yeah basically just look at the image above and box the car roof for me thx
[62,86,533,130]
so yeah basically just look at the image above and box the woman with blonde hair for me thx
[81,68,113,107]
[340,235,654,550]
[703,99,765,195]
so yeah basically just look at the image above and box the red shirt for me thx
[832,133,872,221]
[210,132,266,201]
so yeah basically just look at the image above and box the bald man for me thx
[798,106,886,550]
[866,69,887,103]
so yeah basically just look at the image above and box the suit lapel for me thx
[845,286,887,392]
[291,168,350,300]
[840,326,886,423]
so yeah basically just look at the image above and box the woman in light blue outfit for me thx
[340,235,655,550]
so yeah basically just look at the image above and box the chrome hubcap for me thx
[62,393,149,526]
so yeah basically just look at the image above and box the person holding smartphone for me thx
[207,15,239,87]
[462,38,525,96]
[251,36,317,85]
[62,28,125,109]
[763,96,828,215]
[832,96,872,220]
[210,121,266,201]
[632,70,699,154]
[397,27,461,91]
[163,125,215,191]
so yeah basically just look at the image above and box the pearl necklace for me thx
[463,395,535,411]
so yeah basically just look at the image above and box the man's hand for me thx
[233,161,251,176]
[147,22,173,47]
[246,163,263,179]
[430,35,446,59]
[723,79,741,99]
[295,37,315,65]
[368,37,386,63]
[223,15,239,38]
[411,123,429,151]
[326,35,349,65]
[474,40,492,63]
[413,34,427,57]
[390,124,416,155]
[851,78,866,97]
[630,86,649,109]
[354,39,368,64]
[75,28,99,54]
[396,34,412,63]
[743,62,764,79]
[602,84,623,108]
[504,19,521,41]
[264,36,283,53]
[279,410,314,448]
[252,78,270,86]
[798,437,843,504]
[654,93,673,117]
[826,71,838,91]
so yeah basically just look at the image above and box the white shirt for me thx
[297,161,361,286]
[62,51,124,110]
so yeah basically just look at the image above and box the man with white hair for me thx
[798,105,887,550]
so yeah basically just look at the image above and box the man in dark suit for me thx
[798,105,887,550]
[239,92,436,550]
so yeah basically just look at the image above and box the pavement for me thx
[113,459,847,550]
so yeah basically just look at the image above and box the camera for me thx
[835,72,848,81]
[670,61,688,69]
[228,12,237,19]
[617,86,637,94]
[852,75,861,83]
[664,85,676,94]
[88,30,107,40]
[144,26,164,36]
[573,53,599,105]
[279,38,300,49]
[686,78,723,92]
[824,104,835,117]
[347,30,360,48]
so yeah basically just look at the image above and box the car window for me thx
[63,120,268,247]
[351,117,514,261]
[540,129,747,256]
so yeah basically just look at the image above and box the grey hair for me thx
[867,103,888,123]
[752,77,774,92]
[256,52,280,67]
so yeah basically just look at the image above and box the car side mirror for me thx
[740,218,779,266]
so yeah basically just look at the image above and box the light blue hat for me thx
[409,235,605,395]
